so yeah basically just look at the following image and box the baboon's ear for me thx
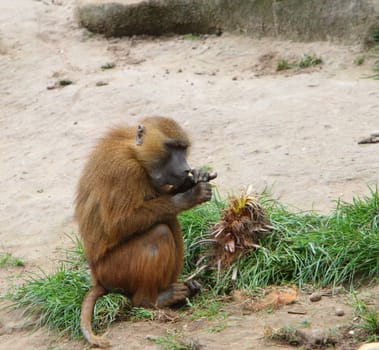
[135,124,145,145]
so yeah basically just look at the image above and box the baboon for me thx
[75,116,217,347]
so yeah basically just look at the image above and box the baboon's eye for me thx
[165,140,188,150]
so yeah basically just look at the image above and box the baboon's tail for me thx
[80,284,110,348]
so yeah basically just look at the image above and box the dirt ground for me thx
[0,0,378,349]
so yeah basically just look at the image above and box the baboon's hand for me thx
[190,168,217,183]
[191,181,213,204]
[172,181,213,211]
[174,168,217,194]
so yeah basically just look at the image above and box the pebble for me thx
[309,292,322,302]
[357,342,379,350]
[46,83,56,90]
[335,308,345,316]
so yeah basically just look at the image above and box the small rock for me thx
[46,83,56,90]
[335,308,345,316]
[101,62,115,70]
[309,292,322,302]
[96,81,108,86]
[357,342,379,350]
[58,79,73,87]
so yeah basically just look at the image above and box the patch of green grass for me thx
[59,234,86,268]
[205,321,227,333]
[11,266,89,338]
[351,292,379,341]
[276,59,292,71]
[366,27,379,47]
[180,194,224,277]
[361,311,379,338]
[267,325,303,346]
[276,54,323,72]
[186,294,227,321]
[101,62,116,70]
[185,294,228,333]
[148,330,201,350]
[373,56,379,79]
[10,255,129,338]
[0,252,24,268]
[372,29,379,44]
[354,56,365,66]
[250,188,378,289]
[6,188,379,340]
[182,34,201,41]
[184,187,379,294]
[298,54,323,68]
[129,306,155,321]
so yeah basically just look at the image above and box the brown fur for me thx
[75,116,214,347]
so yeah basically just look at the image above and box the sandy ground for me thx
[0,0,378,349]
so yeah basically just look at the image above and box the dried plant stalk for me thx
[196,186,273,272]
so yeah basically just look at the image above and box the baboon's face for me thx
[149,143,191,192]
